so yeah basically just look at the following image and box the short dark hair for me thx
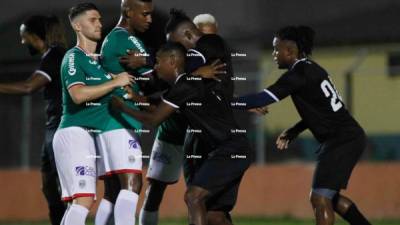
[22,15,48,41]
[68,2,99,21]
[165,8,192,34]
[158,42,187,60]
[276,25,315,56]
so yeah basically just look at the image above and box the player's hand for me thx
[111,72,135,87]
[276,129,290,150]
[248,106,269,115]
[111,95,126,111]
[119,50,147,69]
[193,59,226,80]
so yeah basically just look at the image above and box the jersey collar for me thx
[175,73,186,84]
[290,58,307,70]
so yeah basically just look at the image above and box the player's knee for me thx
[129,174,143,193]
[74,197,95,210]
[184,187,208,208]
[310,192,331,208]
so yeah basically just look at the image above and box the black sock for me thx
[343,204,372,225]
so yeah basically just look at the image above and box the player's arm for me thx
[0,71,50,95]
[231,89,279,110]
[276,120,308,150]
[232,71,305,110]
[68,72,134,105]
[122,85,158,112]
[111,95,175,126]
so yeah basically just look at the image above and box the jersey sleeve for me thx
[186,49,206,73]
[266,70,306,101]
[162,81,199,109]
[62,52,87,89]
[125,35,153,76]
[36,50,57,82]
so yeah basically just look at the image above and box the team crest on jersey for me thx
[68,53,76,76]
[129,139,138,149]
[75,166,96,177]
[79,180,86,188]
[153,151,171,164]
[89,59,97,65]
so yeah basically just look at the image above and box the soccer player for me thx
[234,26,371,225]
[53,3,134,225]
[95,0,153,224]
[112,42,251,225]
[0,15,67,225]
[193,13,218,34]
[139,9,231,225]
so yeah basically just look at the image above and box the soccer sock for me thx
[342,204,372,225]
[114,190,139,225]
[60,205,70,225]
[95,199,114,225]
[64,204,89,225]
[139,208,159,225]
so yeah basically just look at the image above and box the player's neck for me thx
[76,37,97,54]
[117,17,135,35]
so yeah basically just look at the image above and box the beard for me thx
[27,44,39,56]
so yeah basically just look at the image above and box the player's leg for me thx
[95,134,118,225]
[310,189,336,225]
[188,140,251,225]
[41,126,66,225]
[332,193,371,225]
[99,129,143,225]
[330,133,371,225]
[95,175,119,225]
[207,211,231,225]
[311,132,368,225]
[53,127,97,225]
[140,139,183,225]
[185,185,209,225]
[139,179,167,225]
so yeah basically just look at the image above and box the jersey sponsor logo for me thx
[68,53,77,76]
[128,36,146,53]
[75,166,96,177]
[105,73,112,79]
[129,139,139,149]
[152,151,171,164]
[320,78,343,112]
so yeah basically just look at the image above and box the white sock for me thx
[60,204,71,225]
[64,204,89,225]
[139,208,159,225]
[114,190,139,225]
[95,199,114,225]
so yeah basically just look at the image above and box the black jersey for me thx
[37,45,65,128]
[266,59,363,142]
[163,73,245,150]
[194,34,234,101]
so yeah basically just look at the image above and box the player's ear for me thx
[184,29,192,40]
[70,21,81,32]
[169,54,176,66]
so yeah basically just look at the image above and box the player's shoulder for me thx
[45,45,66,59]
[197,34,225,49]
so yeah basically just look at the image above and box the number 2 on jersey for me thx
[320,79,343,112]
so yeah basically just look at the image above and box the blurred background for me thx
[0,0,399,224]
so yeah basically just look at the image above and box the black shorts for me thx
[313,130,366,190]
[186,138,252,212]
[41,126,58,174]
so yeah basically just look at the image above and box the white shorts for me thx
[95,129,142,178]
[53,127,97,202]
[147,139,183,183]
